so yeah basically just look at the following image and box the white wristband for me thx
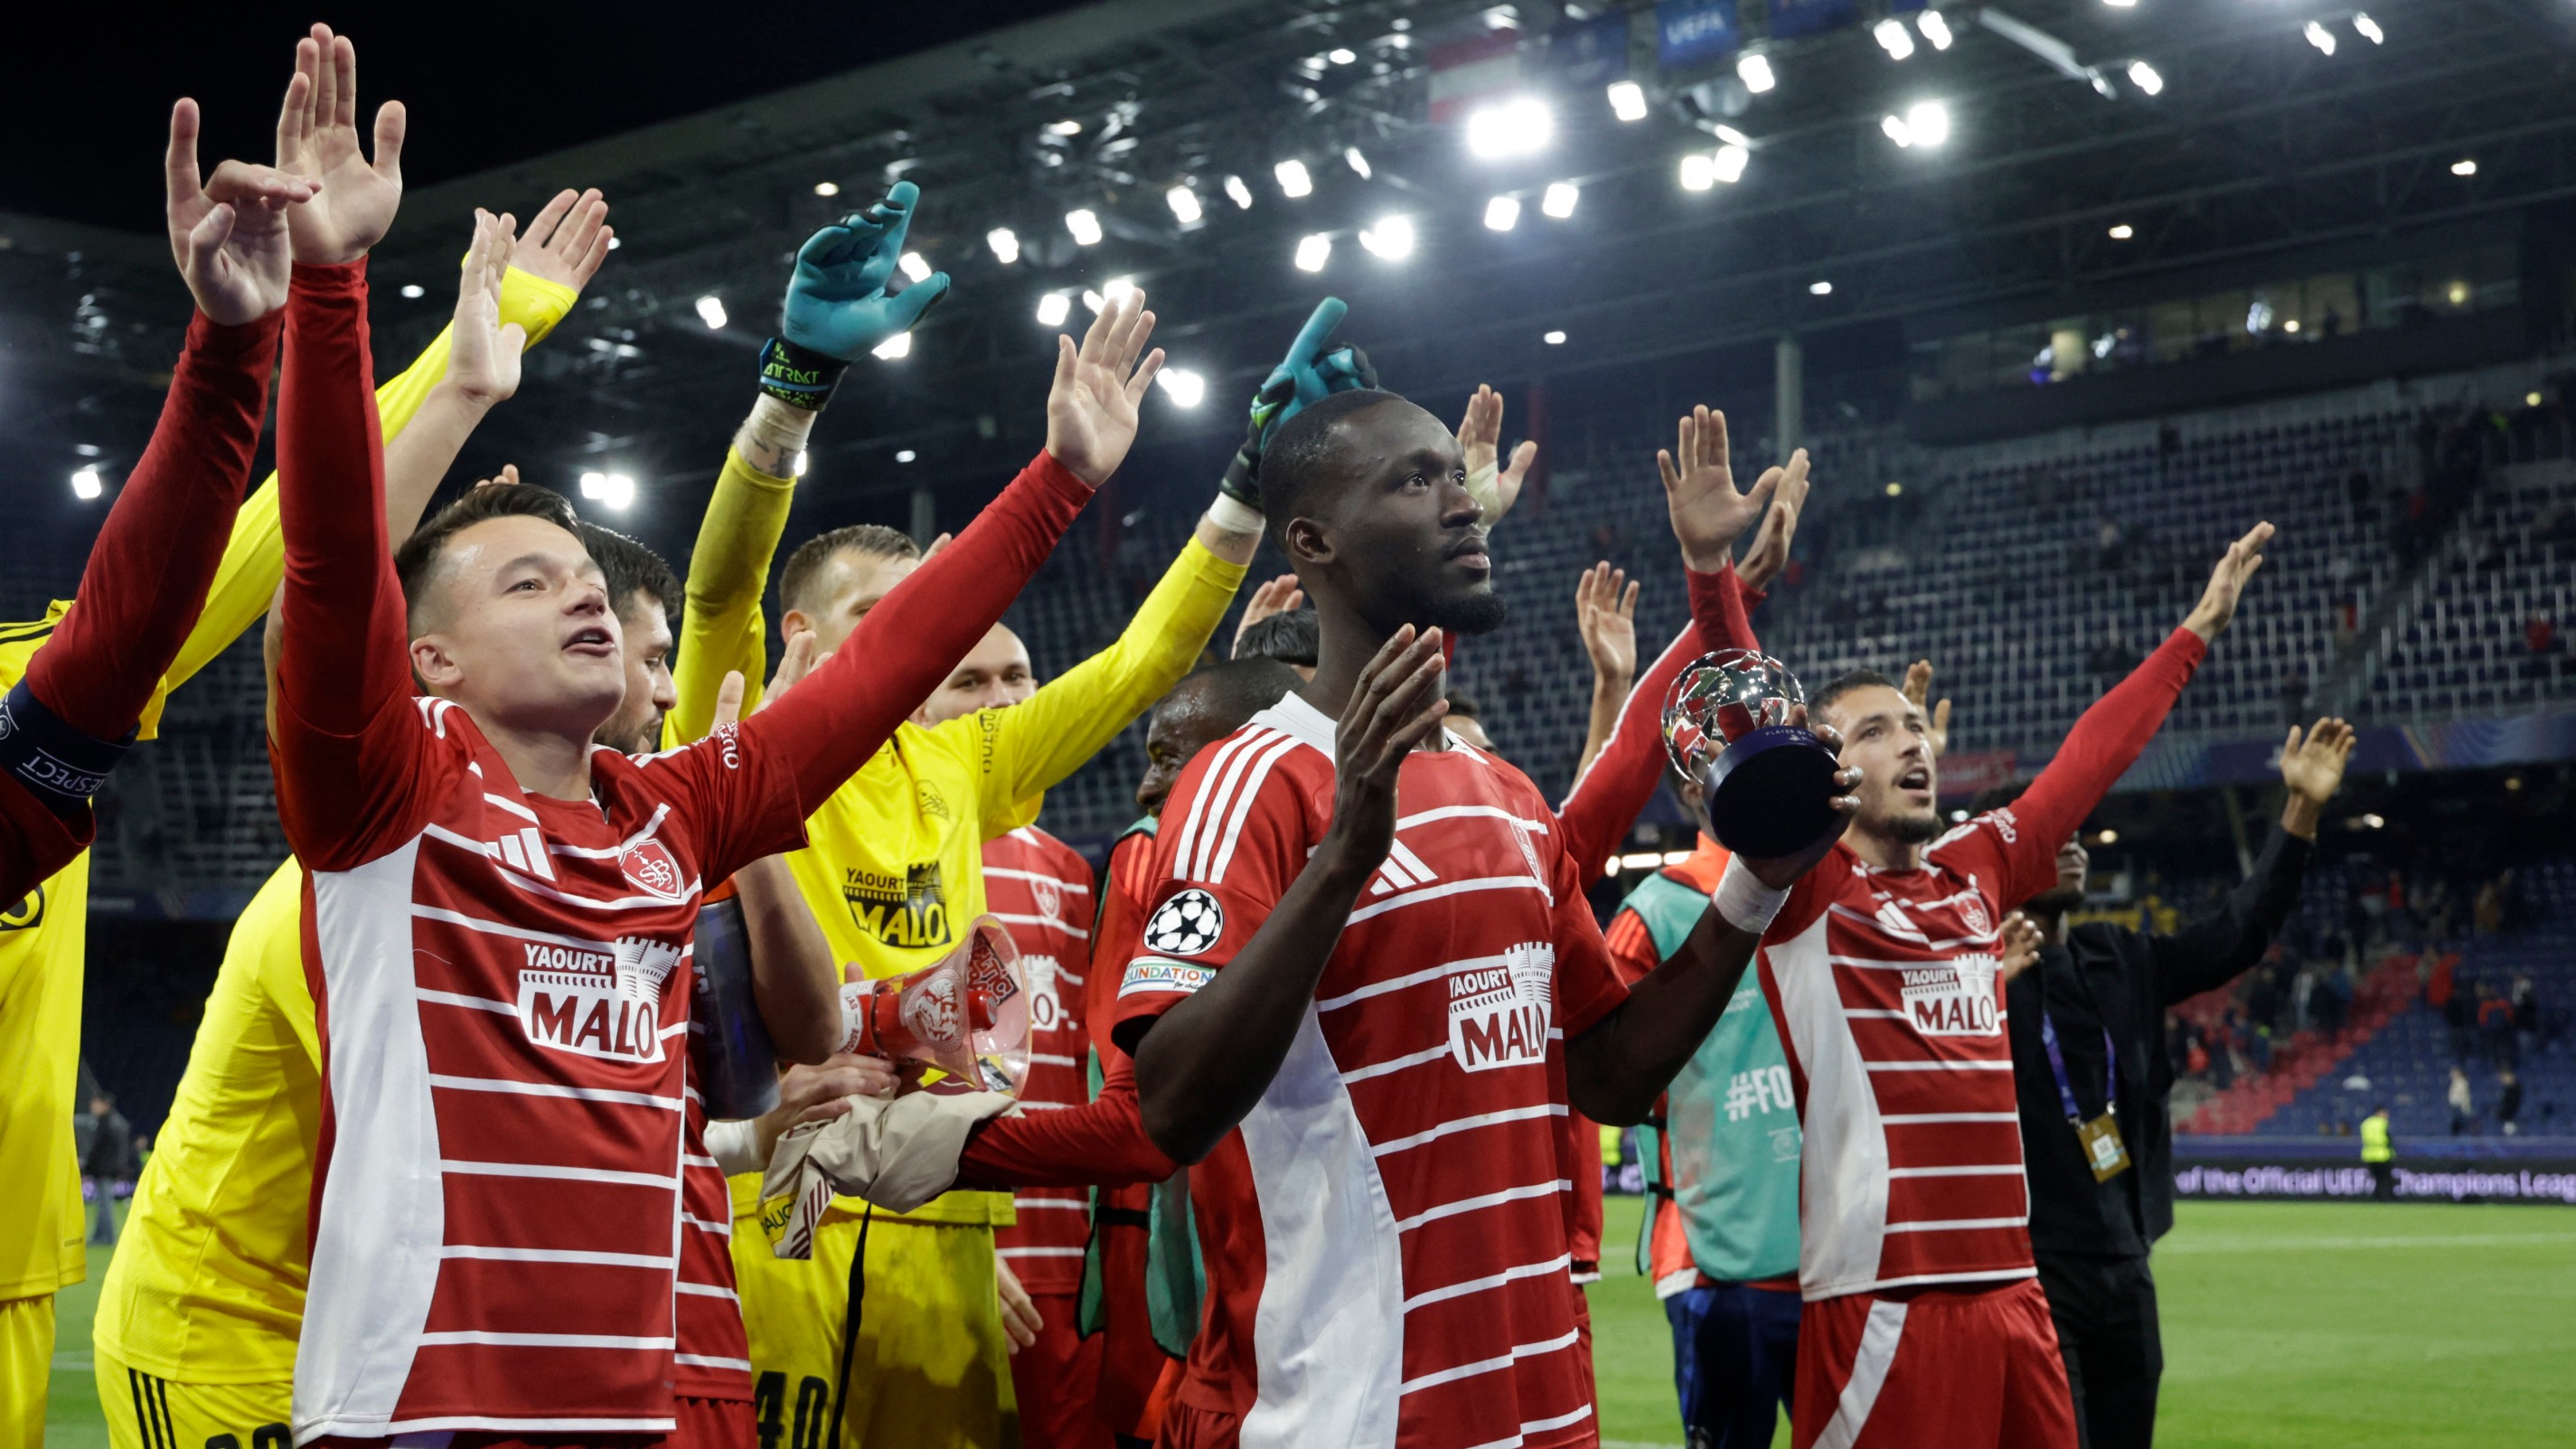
[1463,460,1500,519]
[1712,857,1788,936]
[703,1116,764,1177]
[1208,491,1265,534]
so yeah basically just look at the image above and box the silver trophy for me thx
[1662,649,1843,859]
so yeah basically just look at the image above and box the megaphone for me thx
[838,915,1030,1095]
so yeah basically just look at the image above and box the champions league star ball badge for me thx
[1143,889,1225,957]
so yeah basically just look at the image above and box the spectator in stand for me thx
[2445,973,2477,1062]
[2479,983,2517,1067]
[2362,1106,2395,1200]
[2496,1071,2524,1136]
[82,1094,135,1246]
[2448,1067,2476,1136]
[2513,975,2541,1062]
[2473,874,2508,936]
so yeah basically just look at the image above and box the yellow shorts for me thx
[1,1294,54,1449]
[92,1344,291,1449]
[732,1205,1019,1448]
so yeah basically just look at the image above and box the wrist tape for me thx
[0,679,133,820]
[1208,491,1265,534]
[1711,857,1788,936]
[757,336,851,412]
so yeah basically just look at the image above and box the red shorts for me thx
[1013,1290,1112,1449]
[1157,1398,1239,1449]
[1791,1278,2074,1449]
[311,1395,751,1449]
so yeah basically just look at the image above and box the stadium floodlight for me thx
[2450,158,2477,177]
[1328,47,1357,64]
[1156,367,1208,407]
[2127,61,2163,97]
[694,295,729,330]
[2109,222,2135,240]
[1713,143,1750,183]
[400,284,426,299]
[1047,119,1083,136]
[1344,146,1372,179]
[592,473,636,510]
[1543,330,1567,345]
[1883,114,1914,147]
[1036,291,1071,326]
[1102,277,1138,307]
[1224,174,1255,210]
[2353,13,2383,44]
[71,466,102,501]
[1167,185,1202,224]
[896,449,917,463]
[1885,100,1950,150]
[1275,159,1313,198]
[1464,96,1554,159]
[1736,53,1776,94]
[1873,18,1916,61]
[872,332,911,360]
[1295,232,1333,272]
[1714,124,1752,148]
[1678,153,1716,191]
[1917,10,1954,50]
[898,252,931,282]
[1065,209,1104,245]
[2101,0,2134,7]
[987,227,1020,264]
[1540,182,1579,219]
[2303,21,2336,55]
[1484,195,1522,231]
[1810,280,1833,296]
[1606,80,1649,122]
[1359,215,1415,260]
[814,181,841,197]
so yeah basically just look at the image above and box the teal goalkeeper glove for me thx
[783,182,951,360]
[1220,297,1377,508]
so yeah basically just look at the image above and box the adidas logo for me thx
[1368,840,1439,897]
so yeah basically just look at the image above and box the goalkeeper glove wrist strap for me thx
[757,335,851,412]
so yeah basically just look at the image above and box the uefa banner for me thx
[2175,1149,2576,1206]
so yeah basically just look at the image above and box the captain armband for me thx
[0,678,133,820]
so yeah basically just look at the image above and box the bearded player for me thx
[1659,405,2270,1449]
[1106,388,1856,1449]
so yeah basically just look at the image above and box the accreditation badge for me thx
[2075,1112,2132,1182]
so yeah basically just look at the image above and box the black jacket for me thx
[2008,824,2315,1258]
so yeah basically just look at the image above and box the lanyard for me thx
[2040,1011,2115,1124]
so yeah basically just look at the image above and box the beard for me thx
[1428,587,1509,637]
[1885,804,1944,845]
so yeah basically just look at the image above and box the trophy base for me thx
[1703,725,1844,860]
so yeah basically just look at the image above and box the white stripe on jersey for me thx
[411,903,612,953]
[415,1331,676,1350]
[1393,1179,1570,1235]
[1882,1112,2019,1124]
[1885,1164,2025,1179]
[1348,875,1548,925]
[416,988,515,1015]
[1396,804,1553,836]
[1339,1043,1451,1085]
[1174,729,1287,882]
[1401,1253,1574,1313]
[1208,732,1303,883]
[1397,1326,1581,1396]
[673,1354,753,1371]
[989,911,1089,939]
[986,866,1092,893]
[1027,1052,1081,1068]
[1372,1105,1566,1160]
[1883,1215,2029,1233]
[543,804,676,860]
[1165,729,1259,882]
[483,792,541,823]
[1317,953,1504,1013]
[999,1247,1089,1258]
[428,1075,685,1111]
[1011,1197,1089,1211]
[681,1213,732,1237]
[440,1246,672,1269]
[673,1282,739,1300]
[440,1160,679,1190]
[1865,1059,2015,1072]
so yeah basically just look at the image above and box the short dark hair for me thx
[1810,667,1900,724]
[1233,607,1319,667]
[779,524,918,619]
[1258,388,1409,532]
[1444,688,1482,721]
[575,522,679,623]
[1168,656,1300,729]
[396,485,583,629]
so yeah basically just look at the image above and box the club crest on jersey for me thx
[1899,955,2002,1038]
[518,935,683,1061]
[1448,943,1555,1072]
[1959,897,1991,936]
[619,839,688,903]
[1142,889,1224,957]
[1030,876,1062,923]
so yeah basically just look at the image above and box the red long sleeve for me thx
[740,452,1093,814]
[1997,626,2205,903]
[27,309,280,738]
[1556,621,1703,876]
[954,1057,1177,1190]
[1683,563,1763,661]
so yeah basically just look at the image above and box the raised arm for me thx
[954,1054,1176,1190]
[1570,563,1639,784]
[738,290,1160,814]
[2154,717,2350,1004]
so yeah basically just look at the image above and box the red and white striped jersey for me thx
[982,824,1097,1294]
[1113,693,1626,1449]
[673,1097,751,1401]
[284,701,802,1440]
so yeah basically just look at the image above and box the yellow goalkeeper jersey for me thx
[67,268,578,1378]
[672,446,1245,1224]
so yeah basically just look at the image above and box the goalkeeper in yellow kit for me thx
[669,183,1263,1447]
[84,188,610,1449]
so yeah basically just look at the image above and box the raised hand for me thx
[1458,384,1540,523]
[2280,717,2356,805]
[1575,562,1640,683]
[783,181,949,361]
[1902,660,1952,759]
[470,464,522,491]
[275,25,405,265]
[1998,912,2045,983]
[509,188,614,293]
[1044,288,1163,486]
[1737,449,1811,592]
[762,630,823,713]
[165,99,313,325]
[1659,406,1790,573]
[1321,626,1449,880]
[2182,522,2274,642]
[1734,714,1861,889]
[447,210,527,407]
[1234,575,1306,654]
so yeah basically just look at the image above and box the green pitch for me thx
[45,1198,2576,1447]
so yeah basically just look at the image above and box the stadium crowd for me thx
[17,23,2541,1449]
